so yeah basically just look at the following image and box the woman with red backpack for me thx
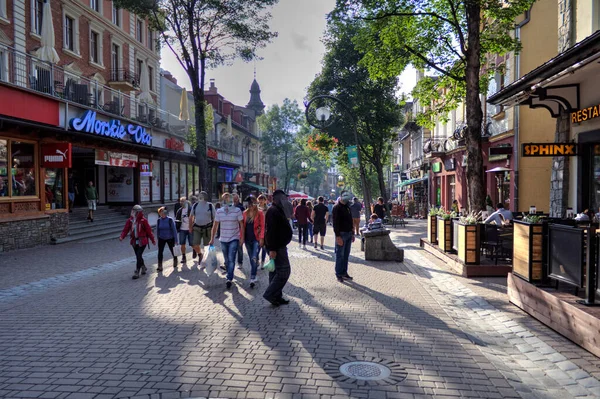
[120,205,156,279]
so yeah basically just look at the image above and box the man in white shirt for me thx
[209,192,244,289]
[484,203,513,225]
[189,191,215,263]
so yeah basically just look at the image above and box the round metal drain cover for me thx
[339,361,391,380]
[324,356,408,386]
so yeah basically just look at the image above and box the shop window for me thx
[151,160,161,202]
[44,169,65,209]
[0,139,8,197]
[11,141,36,197]
[187,165,194,197]
[179,163,186,199]
[171,162,179,200]
[163,161,171,201]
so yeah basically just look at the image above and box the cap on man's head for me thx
[199,191,208,199]
[132,205,143,211]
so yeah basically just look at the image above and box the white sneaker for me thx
[303,245,307,249]
[250,277,257,283]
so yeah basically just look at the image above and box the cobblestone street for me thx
[1,221,600,399]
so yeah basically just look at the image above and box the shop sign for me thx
[444,158,456,171]
[41,143,72,168]
[522,143,577,157]
[165,137,185,151]
[432,162,442,173]
[70,110,153,146]
[571,104,600,124]
[140,162,153,177]
[207,148,218,159]
[95,150,138,167]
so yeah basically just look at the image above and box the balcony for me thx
[207,137,241,156]
[108,69,139,91]
[0,46,186,134]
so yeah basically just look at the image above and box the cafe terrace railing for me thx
[0,46,188,137]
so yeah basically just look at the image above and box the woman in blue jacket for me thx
[156,206,179,272]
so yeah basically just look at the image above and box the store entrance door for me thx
[71,147,96,207]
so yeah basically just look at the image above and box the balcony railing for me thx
[207,137,241,156]
[109,68,139,86]
[0,46,188,136]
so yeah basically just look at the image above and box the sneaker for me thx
[132,270,140,279]
[192,250,197,259]
[278,298,290,305]
[182,255,187,263]
[226,281,232,290]
[250,278,257,288]
[342,274,353,280]
[265,298,280,307]
[303,245,307,250]
[141,266,147,275]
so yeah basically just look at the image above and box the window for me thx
[44,169,65,209]
[90,31,99,64]
[111,43,120,72]
[33,0,43,35]
[147,27,153,50]
[90,0,99,12]
[136,19,143,43]
[137,59,143,78]
[0,48,7,82]
[64,16,74,51]
[0,140,37,197]
[112,3,120,26]
[147,65,154,91]
[0,0,7,19]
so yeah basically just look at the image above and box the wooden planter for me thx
[457,223,481,265]
[427,214,438,244]
[513,220,544,283]
[437,217,453,252]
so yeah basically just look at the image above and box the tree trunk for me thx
[191,56,209,198]
[464,1,485,212]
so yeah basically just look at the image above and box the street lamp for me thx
[285,157,311,192]
[305,95,372,220]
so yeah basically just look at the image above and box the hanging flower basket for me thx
[307,132,338,156]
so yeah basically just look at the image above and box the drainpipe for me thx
[512,10,532,213]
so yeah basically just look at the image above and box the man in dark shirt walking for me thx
[263,190,294,306]
[311,196,329,249]
[332,190,355,283]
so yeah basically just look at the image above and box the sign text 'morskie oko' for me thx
[70,110,152,146]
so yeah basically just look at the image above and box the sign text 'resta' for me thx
[571,104,600,124]
[522,143,577,157]
[69,110,152,146]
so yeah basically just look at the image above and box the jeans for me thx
[335,231,353,277]
[245,240,260,278]
[298,224,308,245]
[221,239,239,282]
[263,247,291,302]
[308,222,314,242]
[259,245,267,263]
[158,238,175,265]
[237,241,244,265]
[132,244,146,271]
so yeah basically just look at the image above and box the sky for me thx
[160,0,417,109]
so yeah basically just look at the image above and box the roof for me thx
[488,30,600,105]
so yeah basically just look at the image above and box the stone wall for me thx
[0,212,69,252]
[550,112,570,218]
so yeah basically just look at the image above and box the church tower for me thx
[246,77,265,115]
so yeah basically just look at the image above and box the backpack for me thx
[175,207,183,231]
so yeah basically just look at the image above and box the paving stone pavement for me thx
[0,221,599,399]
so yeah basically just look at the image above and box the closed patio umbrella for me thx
[138,60,153,104]
[36,1,59,64]
[178,88,189,121]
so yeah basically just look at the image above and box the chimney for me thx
[209,78,217,93]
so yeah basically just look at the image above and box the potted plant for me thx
[456,211,482,265]
[513,213,545,283]
[427,205,439,244]
[437,208,457,252]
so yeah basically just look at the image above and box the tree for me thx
[259,99,305,192]
[333,0,534,211]
[307,20,403,205]
[114,0,278,197]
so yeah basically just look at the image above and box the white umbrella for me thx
[178,88,189,121]
[138,60,153,104]
[36,1,60,63]
[485,167,511,173]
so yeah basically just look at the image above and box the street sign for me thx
[347,146,358,167]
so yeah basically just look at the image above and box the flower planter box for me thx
[437,216,453,252]
[513,220,544,283]
[427,215,438,244]
[456,223,481,265]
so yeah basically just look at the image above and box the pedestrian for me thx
[294,199,310,249]
[307,201,314,244]
[233,193,245,268]
[209,193,244,289]
[156,207,179,272]
[67,172,78,213]
[189,195,199,259]
[263,189,294,307]
[84,181,98,222]
[176,197,192,263]
[373,197,385,221]
[119,205,156,280]
[257,194,269,267]
[333,190,355,283]
[350,197,363,235]
[242,196,265,288]
[189,191,215,264]
[451,199,459,214]
[327,200,334,225]
[312,196,329,250]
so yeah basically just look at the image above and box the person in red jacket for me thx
[294,198,311,249]
[242,196,265,288]
[120,205,156,279]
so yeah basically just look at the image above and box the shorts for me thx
[313,223,327,237]
[178,230,192,246]
[87,199,97,210]
[193,224,211,246]
[68,192,75,202]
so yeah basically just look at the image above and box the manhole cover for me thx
[324,356,408,386]
[339,361,391,380]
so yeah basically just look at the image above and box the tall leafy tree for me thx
[307,20,403,205]
[333,0,534,211]
[259,99,304,192]
[114,0,278,197]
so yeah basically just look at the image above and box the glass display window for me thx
[44,169,65,209]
